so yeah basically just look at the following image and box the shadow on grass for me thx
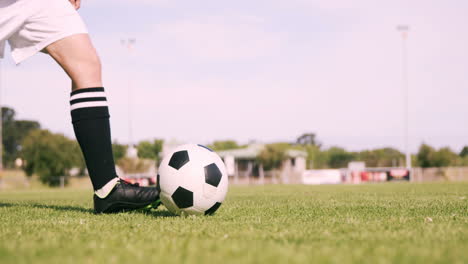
[30,203,94,214]
[0,203,13,208]
[0,202,94,214]
[0,202,177,218]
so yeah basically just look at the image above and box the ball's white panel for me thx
[195,193,216,211]
[195,150,229,212]
[178,159,204,194]
[203,184,217,199]
[181,207,203,216]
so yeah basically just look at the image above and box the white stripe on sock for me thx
[70,92,107,101]
[70,101,108,110]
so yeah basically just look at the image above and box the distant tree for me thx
[296,133,321,147]
[459,156,468,166]
[208,140,244,151]
[358,148,404,167]
[137,139,164,161]
[256,143,289,170]
[117,157,153,174]
[417,144,436,168]
[432,147,457,167]
[2,107,40,168]
[21,130,83,186]
[357,150,379,167]
[460,146,468,158]
[2,107,15,123]
[326,147,356,168]
[301,145,328,169]
[112,142,127,162]
[416,144,459,168]
[379,148,405,167]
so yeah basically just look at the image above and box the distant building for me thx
[126,145,138,158]
[217,144,307,184]
[119,145,157,186]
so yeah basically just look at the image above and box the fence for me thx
[229,166,468,185]
[411,167,468,182]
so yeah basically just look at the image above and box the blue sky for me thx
[1,0,467,152]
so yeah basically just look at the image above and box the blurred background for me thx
[0,0,467,188]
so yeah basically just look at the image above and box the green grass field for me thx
[0,183,467,264]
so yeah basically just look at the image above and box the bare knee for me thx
[67,52,102,89]
[77,52,102,79]
[46,34,103,89]
[83,52,101,70]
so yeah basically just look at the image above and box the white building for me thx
[218,144,307,184]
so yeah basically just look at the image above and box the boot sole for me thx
[94,201,154,214]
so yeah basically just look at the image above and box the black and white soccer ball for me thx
[158,144,228,216]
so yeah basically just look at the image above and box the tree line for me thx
[2,108,467,186]
[208,133,468,170]
[1,107,163,186]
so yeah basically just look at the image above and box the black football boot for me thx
[94,179,161,214]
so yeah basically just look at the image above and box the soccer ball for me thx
[158,144,229,216]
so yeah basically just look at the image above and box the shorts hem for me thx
[11,30,88,64]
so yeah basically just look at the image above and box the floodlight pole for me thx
[0,59,3,172]
[397,25,411,169]
[120,38,136,148]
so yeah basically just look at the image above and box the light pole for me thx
[397,25,411,169]
[120,38,137,157]
[0,59,3,172]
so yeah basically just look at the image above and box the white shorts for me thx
[0,0,88,64]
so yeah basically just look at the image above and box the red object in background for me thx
[361,172,370,182]
[388,169,410,181]
[149,177,157,185]
[120,176,157,187]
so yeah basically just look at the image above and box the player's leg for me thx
[45,34,160,213]
[3,0,159,213]
[45,34,102,89]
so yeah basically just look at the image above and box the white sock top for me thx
[95,177,120,199]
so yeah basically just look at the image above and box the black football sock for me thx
[70,87,118,191]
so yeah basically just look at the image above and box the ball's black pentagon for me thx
[205,202,222,215]
[169,150,189,170]
[171,187,193,209]
[198,144,214,152]
[204,163,222,187]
